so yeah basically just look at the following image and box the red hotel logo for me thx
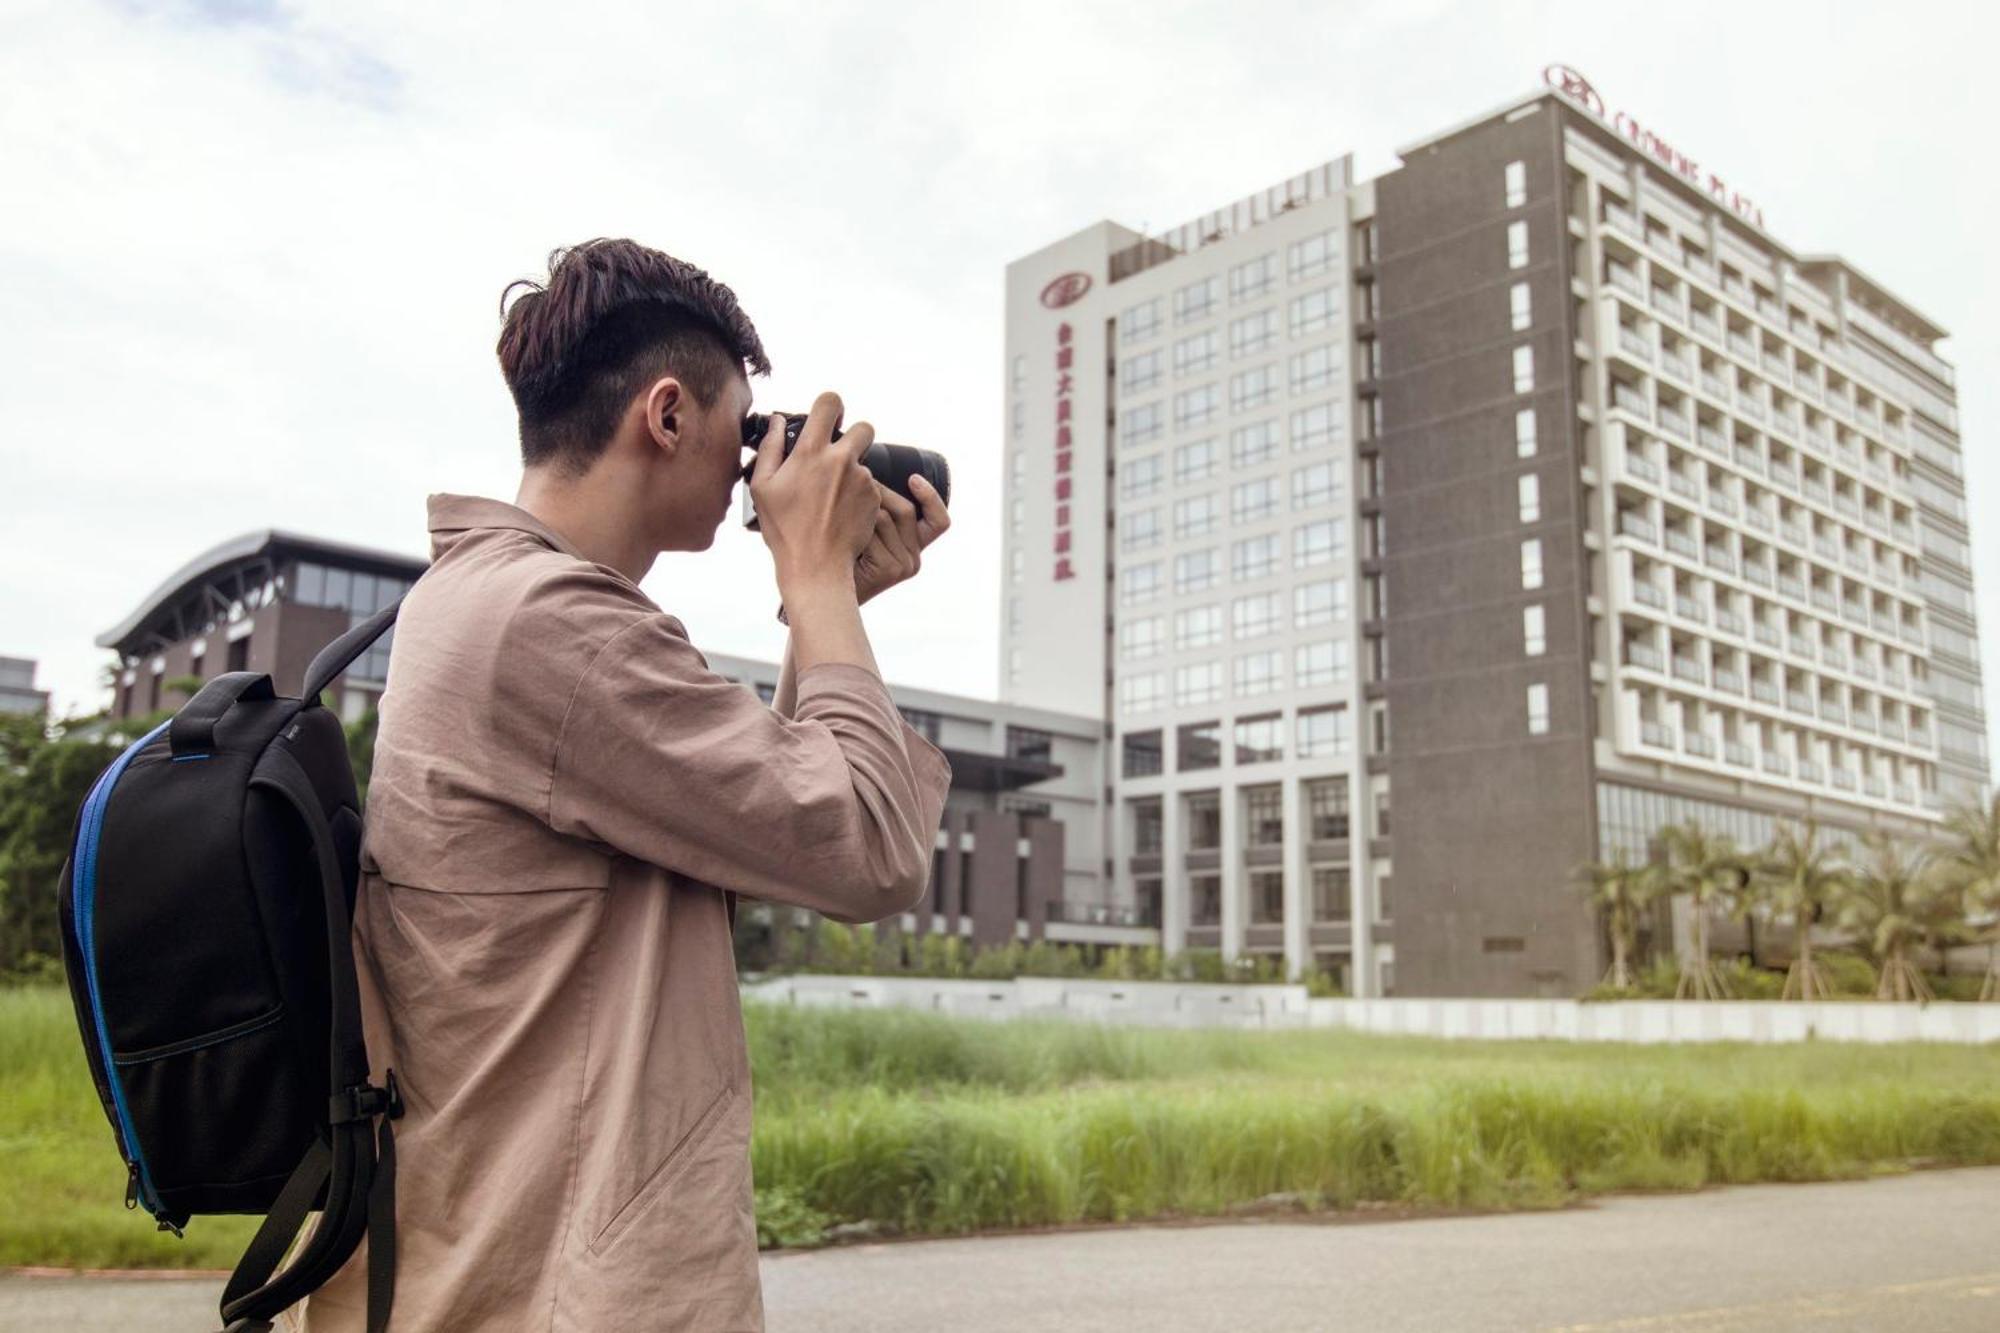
[1039,271,1092,309]
[1540,63,1765,229]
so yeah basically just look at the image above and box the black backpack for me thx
[58,604,403,1333]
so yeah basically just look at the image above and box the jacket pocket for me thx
[585,1084,736,1256]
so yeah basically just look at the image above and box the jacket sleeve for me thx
[545,614,952,923]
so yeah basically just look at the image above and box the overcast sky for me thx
[5,0,1998,756]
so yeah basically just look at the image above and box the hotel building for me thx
[1000,69,1986,996]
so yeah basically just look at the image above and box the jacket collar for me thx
[425,493,588,563]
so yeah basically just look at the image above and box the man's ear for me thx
[644,378,683,455]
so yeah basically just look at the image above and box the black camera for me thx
[739,412,951,531]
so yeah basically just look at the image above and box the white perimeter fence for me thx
[743,974,2000,1045]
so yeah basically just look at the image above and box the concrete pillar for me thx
[938,812,967,926]
[1161,792,1187,957]
[1281,774,1309,981]
[1219,779,1243,963]
[1348,762,1375,998]
[967,811,1019,948]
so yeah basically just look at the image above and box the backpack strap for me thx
[302,600,403,704]
[170,673,276,755]
[218,748,399,1333]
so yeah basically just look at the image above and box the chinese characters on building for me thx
[1052,321,1075,580]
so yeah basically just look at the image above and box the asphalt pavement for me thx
[4,1167,1995,1331]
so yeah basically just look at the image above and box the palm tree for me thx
[1576,851,1659,990]
[1841,835,1937,1003]
[1938,795,2000,1001]
[1657,822,1748,1000]
[1755,819,1849,1002]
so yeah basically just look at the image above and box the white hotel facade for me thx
[998,71,1987,996]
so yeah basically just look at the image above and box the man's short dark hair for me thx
[497,239,771,472]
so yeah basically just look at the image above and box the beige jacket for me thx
[291,495,951,1331]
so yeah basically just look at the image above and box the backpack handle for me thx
[302,600,404,705]
[170,673,276,756]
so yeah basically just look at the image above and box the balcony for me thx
[1778,575,1807,601]
[1729,332,1758,360]
[1613,385,1654,419]
[1660,355,1693,384]
[1700,372,1731,401]
[1707,490,1739,518]
[1779,525,1809,549]
[1743,507,1773,533]
[1641,720,1676,748]
[1864,775,1888,798]
[1799,760,1825,783]
[1716,609,1746,636]
[1619,512,1658,543]
[1822,703,1848,727]
[1675,594,1707,623]
[1737,395,1767,423]
[1047,899,1162,929]
[1607,264,1645,298]
[1672,656,1706,685]
[1742,563,1773,589]
[1830,768,1858,791]
[1769,412,1799,440]
[1667,471,1700,501]
[1762,352,1790,381]
[1803,481,1832,506]
[1618,327,1654,362]
[1665,530,1699,560]
[1685,732,1717,759]
[1762,753,1793,776]
[1811,588,1839,614]
[1698,424,1730,457]
[1659,411,1692,441]
[1725,741,1755,767]
[1788,691,1816,715]
[1769,464,1800,491]
[1823,648,1849,671]
[1789,636,1817,659]
[1852,712,1877,735]
[1735,445,1765,474]
[1631,579,1668,610]
[1624,451,1660,483]
[1714,668,1744,694]
[1651,289,1685,322]
[1704,547,1737,574]
[1753,624,1783,650]
[1884,669,1908,692]
[1751,678,1781,703]
[1626,641,1665,671]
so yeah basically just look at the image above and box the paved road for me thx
[5,1168,1996,1331]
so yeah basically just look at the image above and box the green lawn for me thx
[6,987,2000,1267]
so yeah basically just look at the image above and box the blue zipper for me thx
[73,720,173,1222]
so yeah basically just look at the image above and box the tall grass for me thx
[4,988,1999,1267]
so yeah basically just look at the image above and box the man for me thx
[294,239,952,1330]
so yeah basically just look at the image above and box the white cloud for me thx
[4,0,1998,771]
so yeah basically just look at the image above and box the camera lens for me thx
[738,412,950,529]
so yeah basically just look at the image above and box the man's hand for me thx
[856,474,951,605]
[749,391,878,603]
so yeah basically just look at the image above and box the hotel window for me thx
[1507,219,1529,269]
[1120,452,1163,498]
[1175,548,1221,594]
[1120,673,1165,714]
[1243,785,1284,845]
[1121,349,1162,395]
[1010,353,1027,391]
[1175,437,1219,484]
[1173,329,1219,376]
[1231,533,1280,582]
[1374,787,1391,837]
[1363,512,1385,560]
[1174,275,1220,324]
[1121,560,1162,605]
[1294,518,1343,568]
[1510,282,1532,332]
[1186,792,1222,851]
[1295,639,1348,688]
[1289,402,1342,452]
[1120,506,1161,552]
[1006,727,1053,765]
[1230,364,1279,413]
[1295,578,1348,627]
[1504,160,1526,208]
[1121,400,1164,447]
[1177,720,1223,771]
[1131,798,1164,852]
[1359,336,1381,380]
[1229,308,1278,359]
[1235,651,1283,699]
[1229,253,1278,304]
[1289,286,1341,338]
[1518,473,1541,523]
[1176,604,1223,650]
[1292,460,1339,510]
[1235,713,1285,764]
[1232,591,1282,640]
[1513,345,1534,393]
[1354,220,1377,266]
[1128,728,1168,780]
[1289,343,1340,395]
[1231,420,1281,468]
[1175,661,1223,707]
[1515,407,1538,458]
[1524,604,1547,656]
[1175,492,1220,539]
[1174,383,1221,430]
[1527,682,1551,735]
[1297,704,1351,758]
[1366,572,1387,620]
[1121,297,1162,343]
[1521,538,1544,589]
[1120,614,1165,660]
[1288,227,1339,282]
[1307,776,1350,839]
[1231,476,1279,525]
[1357,278,1379,322]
